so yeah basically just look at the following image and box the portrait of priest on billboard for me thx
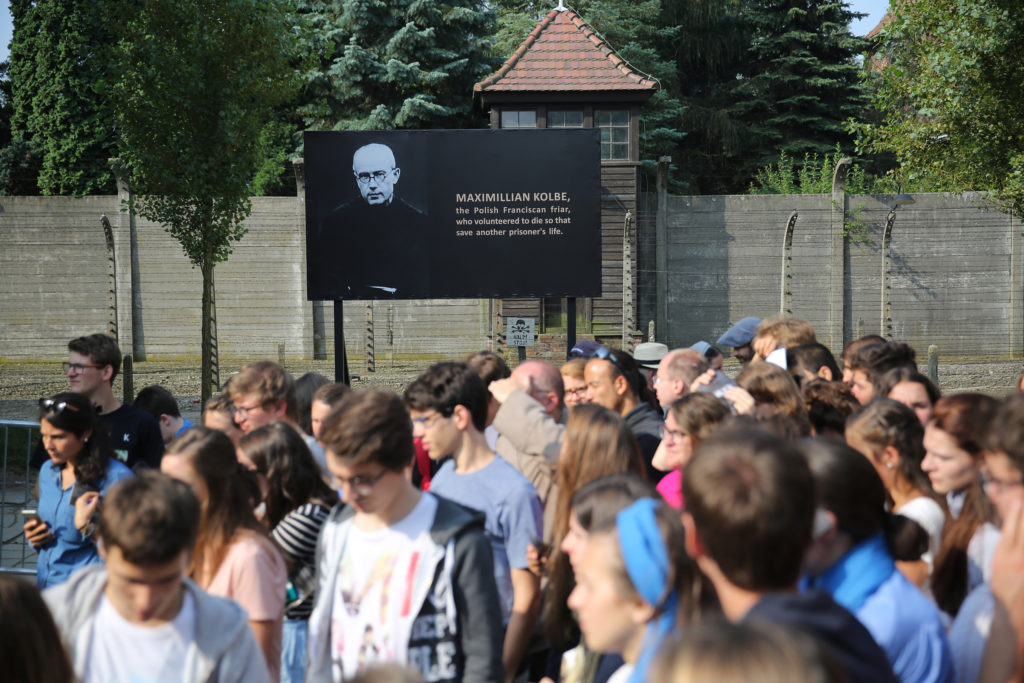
[310,141,430,299]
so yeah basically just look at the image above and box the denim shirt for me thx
[36,458,132,589]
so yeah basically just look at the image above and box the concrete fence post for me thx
[829,158,853,354]
[101,215,118,341]
[294,158,326,361]
[1011,212,1023,357]
[122,354,134,406]
[780,211,797,315]
[622,211,635,352]
[110,159,145,360]
[656,157,670,342]
[365,302,375,373]
[927,345,939,386]
[881,209,896,339]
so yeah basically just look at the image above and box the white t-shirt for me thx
[331,493,438,681]
[86,590,195,683]
[897,495,945,571]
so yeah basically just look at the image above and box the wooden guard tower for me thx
[474,3,657,355]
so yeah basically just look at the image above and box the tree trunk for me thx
[201,259,215,408]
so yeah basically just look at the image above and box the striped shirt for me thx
[272,501,332,620]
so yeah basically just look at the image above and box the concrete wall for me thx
[0,195,491,361]
[5,190,1020,362]
[637,191,1023,358]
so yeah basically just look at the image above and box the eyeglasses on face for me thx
[39,398,81,414]
[410,412,446,430]
[980,470,1024,493]
[232,401,267,417]
[63,362,103,374]
[658,424,685,442]
[354,169,393,185]
[328,469,388,496]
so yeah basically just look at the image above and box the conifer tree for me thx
[299,0,499,131]
[728,0,868,183]
[7,0,117,195]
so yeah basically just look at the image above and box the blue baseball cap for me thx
[717,317,761,348]
[569,339,603,359]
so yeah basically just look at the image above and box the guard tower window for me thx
[549,110,584,127]
[501,110,537,128]
[596,109,629,160]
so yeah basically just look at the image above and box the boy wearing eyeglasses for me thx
[308,389,503,683]
[32,333,163,473]
[405,362,543,683]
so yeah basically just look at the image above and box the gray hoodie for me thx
[44,564,271,683]
[307,493,504,682]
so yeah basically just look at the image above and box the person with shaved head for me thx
[311,141,429,298]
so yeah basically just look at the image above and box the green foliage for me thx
[111,0,301,400]
[298,0,499,133]
[749,145,890,194]
[728,0,870,186]
[7,0,117,196]
[0,61,11,149]
[0,138,43,196]
[854,0,1024,219]
[668,0,753,193]
[111,0,301,268]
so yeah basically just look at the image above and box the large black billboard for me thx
[304,129,601,301]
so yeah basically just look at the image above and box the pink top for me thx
[205,530,287,680]
[657,470,684,509]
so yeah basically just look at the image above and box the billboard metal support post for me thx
[334,300,351,386]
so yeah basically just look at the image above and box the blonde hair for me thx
[756,316,816,349]
[560,357,587,381]
[737,362,810,434]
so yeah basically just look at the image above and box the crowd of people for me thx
[9,323,1024,682]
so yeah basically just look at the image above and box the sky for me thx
[0,0,891,66]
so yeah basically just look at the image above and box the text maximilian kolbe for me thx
[453,192,571,237]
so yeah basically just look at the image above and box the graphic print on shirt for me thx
[407,578,460,683]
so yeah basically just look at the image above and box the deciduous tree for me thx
[112,0,300,401]
[856,0,1024,218]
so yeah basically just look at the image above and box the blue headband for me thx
[616,498,679,683]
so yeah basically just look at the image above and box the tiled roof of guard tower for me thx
[474,6,660,93]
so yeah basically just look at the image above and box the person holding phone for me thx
[26,392,132,588]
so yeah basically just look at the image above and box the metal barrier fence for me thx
[1,419,39,577]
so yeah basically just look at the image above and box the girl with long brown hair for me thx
[539,405,646,679]
[920,393,1000,617]
[162,426,287,680]
[239,421,339,683]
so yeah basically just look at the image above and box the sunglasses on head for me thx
[39,398,81,414]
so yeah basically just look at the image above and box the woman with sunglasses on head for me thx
[26,393,133,589]
[238,421,338,683]
[162,426,287,681]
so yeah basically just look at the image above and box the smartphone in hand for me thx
[21,509,43,526]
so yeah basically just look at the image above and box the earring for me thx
[886,462,893,469]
